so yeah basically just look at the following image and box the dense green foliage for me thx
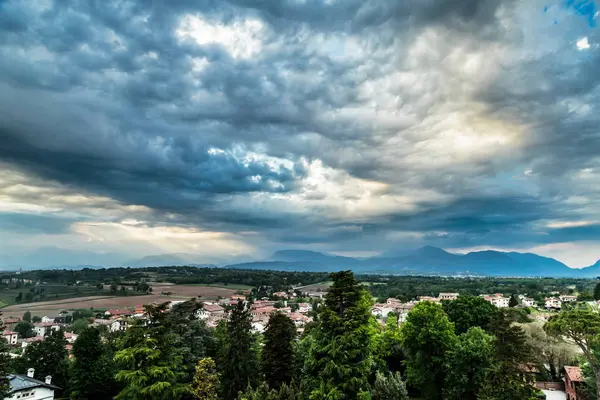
[0,317,10,399]
[114,303,188,400]
[303,271,376,399]
[372,371,408,400]
[191,358,220,400]
[401,301,458,400]
[546,308,600,399]
[218,300,259,400]
[69,327,117,399]
[15,330,70,394]
[441,295,498,334]
[262,313,297,389]
[444,327,495,400]
[3,269,598,399]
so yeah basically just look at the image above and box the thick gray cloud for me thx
[1,0,600,267]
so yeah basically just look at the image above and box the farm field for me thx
[0,285,244,318]
[295,281,333,292]
[187,282,254,290]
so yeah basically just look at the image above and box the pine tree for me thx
[262,312,296,389]
[0,317,11,399]
[218,300,259,400]
[508,295,519,308]
[114,303,188,400]
[191,358,219,400]
[237,382,303,400]
[372,371,408,400]
[303,270,376,399]
[69,327,117,399]
[401,301,458,400]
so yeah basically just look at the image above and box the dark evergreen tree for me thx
[114,303,188,400]
[168,299,216,380]
[69,327,117,399]
[0,317,11,398]
[262,312,297,389]
[508,294,519,308]
[480,311,539,400]
[218,300,259,400]
[23,311,31,322]
[303,270,376,399]
[441,295,498,334]
[594,282,600,301]
[14,321,34,339]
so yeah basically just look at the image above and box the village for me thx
[1,289,585,357]
[1,283,597,400]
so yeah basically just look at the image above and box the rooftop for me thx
[8,374,60,393]
[564,366,584,383]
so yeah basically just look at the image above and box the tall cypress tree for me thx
[262,312,296,389]
[303,270,376,399]
[218,300,259,400]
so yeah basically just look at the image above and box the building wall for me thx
[7,387,55,400]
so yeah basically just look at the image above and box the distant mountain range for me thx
[3,246,599,277]
[223,246,600,278]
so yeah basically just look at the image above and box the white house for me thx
[371,304,394,318]
[40,316,56,324]
[559,295,577,303]
[545,298,562,309]
[2,330,18,346]
[520,297,536,307]
[481,294,510,308]
[438,293,459,301]
[297,303,312,313]
[4,369,60,400]
[21,337,44,349]
[109,319,128,332]
[33,323,59,337]
[491,297,509,308]
[251,321,266,333]
[196,304,225,320]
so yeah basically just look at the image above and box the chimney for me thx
[45,376,52,385]
[27,368,34,378]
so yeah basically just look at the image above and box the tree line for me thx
[1,270,600,399]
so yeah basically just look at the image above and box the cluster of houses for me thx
[196,295,314,334]
[371,292,583,322]
[544,294,578,310]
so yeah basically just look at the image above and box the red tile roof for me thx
[564,366,584,383]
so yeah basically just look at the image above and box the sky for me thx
[1,0,600,268]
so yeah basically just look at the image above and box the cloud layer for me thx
[1,0,600,268]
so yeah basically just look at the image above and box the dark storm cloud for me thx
[1,0,600,262]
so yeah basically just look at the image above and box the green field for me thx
[188,282,254,290]
[0,284,140,308]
